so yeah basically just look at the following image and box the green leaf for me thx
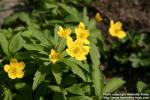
[33,70,46,90]
[0,33,10,55]
[90,43,100,66]
[21,30,33,38]
[83,7,88,22]
[23,44,44,52]
[35,82,50,100]
[67,96,92,100]
[59,3,80,21]
[9,33,25,54]
[3,89,13,100]
[54,25,60,45]
[68,58,90,72]
[91,64,103,97]
[43,29,55,47]
[48,85,61,92]
[52,64,63,85]
[62,59,86,81]
[66,84,84,95]
[82,85,91,95]
[129,54,140,68]
[44,3,57,9]
[53,93,66,100]
[103,78,126,93]
[17,12,32,25]
[137,81,148,92]
[61,73,78,87]
[90,43,103,97]
[15,83,26,89]
[31,29,52,47]
[15,83,32,100]
[4,14,18,25]
[57,39,66,52]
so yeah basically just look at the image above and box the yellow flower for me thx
[109,20,126,39]
[4,59,25,79]
[49,49,60,63]
[66,37,90,61]
[95,12,103,22]
[75,22,90,44]
[57,26,71,38]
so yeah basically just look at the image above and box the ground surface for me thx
[92,0,150,33]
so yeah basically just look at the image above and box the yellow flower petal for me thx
[59,26,63,32]
[57,26,71,38]
[66,49,74,57]
[115,21,122,29]
[18,62,25,70]
[10,58,18,67]
[83,39,90,44]
[76,29,89,39]
[51,49,56,54]
[66,28,71,36]
[16,71,24,78]
[49,49,60,64]
[78,22,85,29]
[110,20,115,26]
[66,36,73,48]
[8,72,16,79]
[95,12,103,22]
[51,59,58,63]
[4,64,10,72]
[109,20,126,39]
[75,22,89,43]
[76,55,86,61]
[116,31,127,39]
[82,46,90,55]
[109,28,116,37]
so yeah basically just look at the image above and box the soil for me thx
[91,0,150,33]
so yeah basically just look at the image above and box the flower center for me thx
[10,67,17,74]
[51,53,60,59]
[73,47,81,54]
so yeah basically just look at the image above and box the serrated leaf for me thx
[90,43,100,66]
[9,33,25,54]
[57,39,66,52]
[44,3,57,9]
[59,3,80,21]
[91,64,103,97]
[54,25,60,46]
[68,58,89,72]
[33,70,46,90]
[62,59,86,81]
[18,12,32,25]
[48,85,61,92]
[66,84,84,95]
[90,43,103,97]
[103,78,126,93]
[24,44,44,52]
[30,29,52,47]
[0,33,10,55]
[52,64,63,85]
